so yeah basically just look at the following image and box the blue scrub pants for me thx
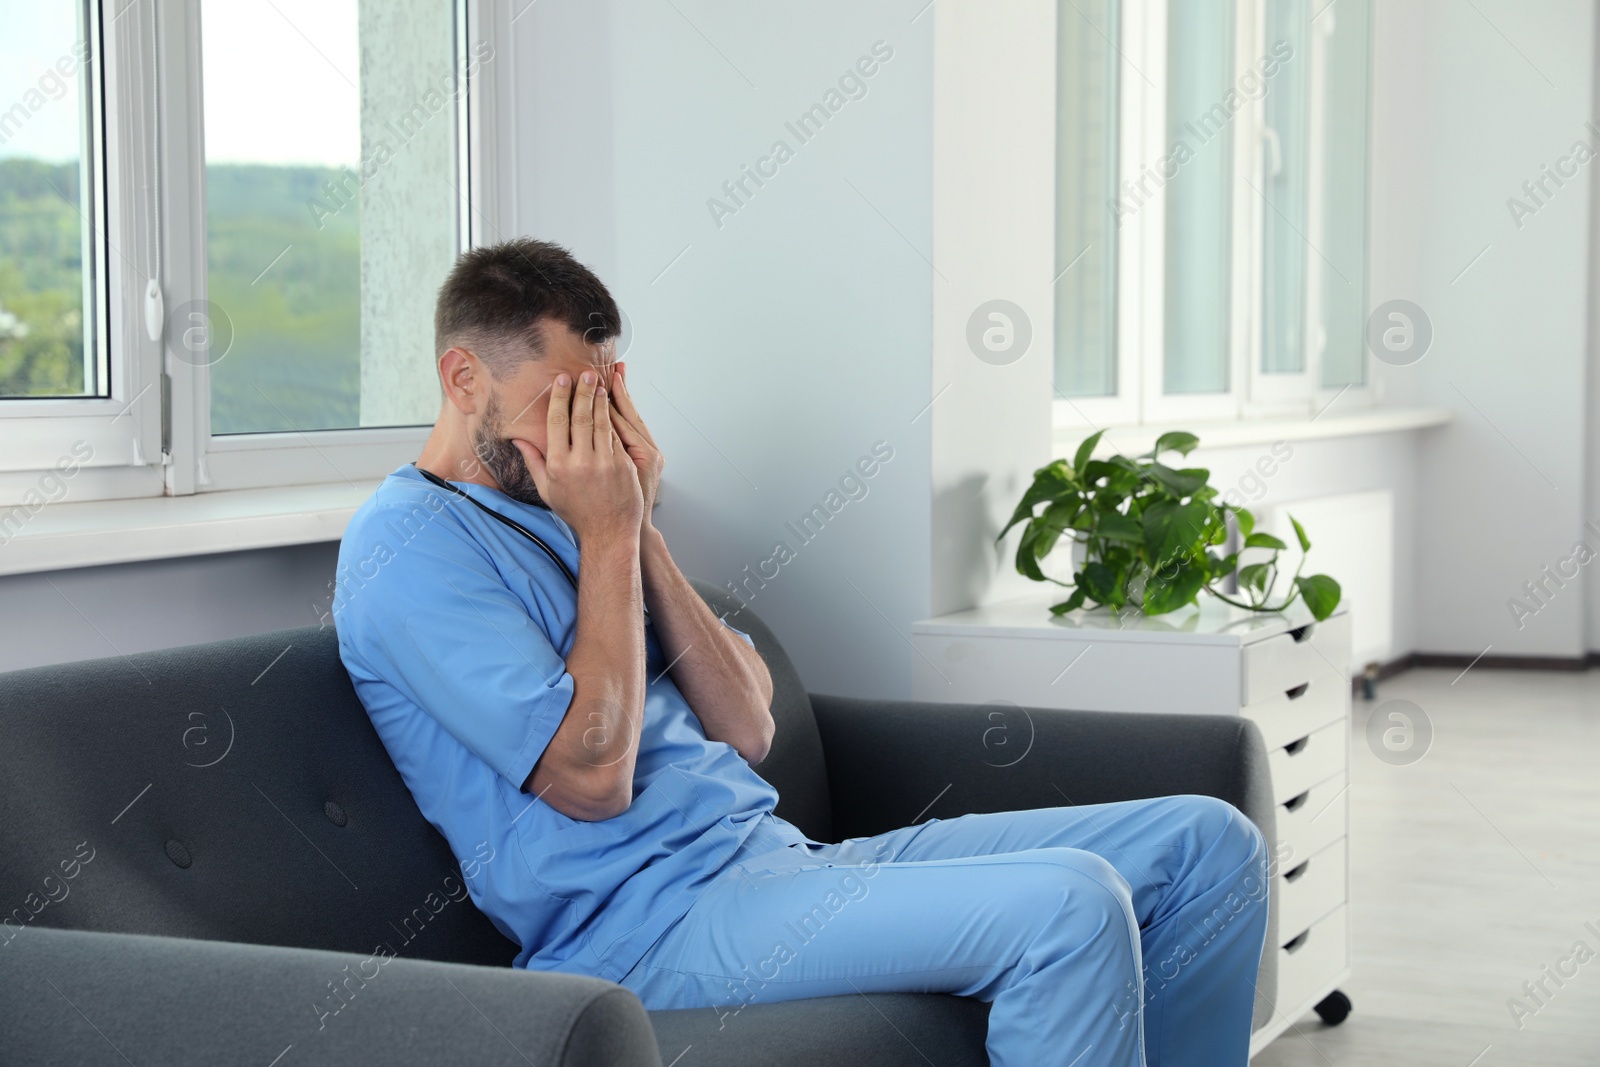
[619,794,1270,1067]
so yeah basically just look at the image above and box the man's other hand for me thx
[514,371,643,544]
[607,362,664,529]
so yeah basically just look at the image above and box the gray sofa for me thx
[0,581,1277,1066]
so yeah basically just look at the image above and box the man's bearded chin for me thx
[472,394,546,508]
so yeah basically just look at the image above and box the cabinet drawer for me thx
[1242,677,1346,752]
[1241,613,1351,707]
[1279,840,1346,938]
[1277,773,1347,867]
[1267,719,1345,805]
[1277,904,1348,1017]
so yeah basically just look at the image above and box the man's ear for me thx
[438,347,485,414]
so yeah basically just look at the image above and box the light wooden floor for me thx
[1253,667,1600,1066]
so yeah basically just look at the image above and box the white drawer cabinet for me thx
[911,594,1352,1057]
[1267,718,1346,805]
[1277,906,1349,1029]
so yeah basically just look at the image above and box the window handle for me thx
[1261,126,1283,178]
[144,279,165,343]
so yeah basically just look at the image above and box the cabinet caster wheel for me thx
[1314,989,1352,1025]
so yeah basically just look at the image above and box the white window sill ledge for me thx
[0,481,381,578]
[1053,406,1453,460]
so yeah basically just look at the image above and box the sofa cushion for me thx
[0,624,516,968]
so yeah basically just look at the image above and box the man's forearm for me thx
[525,530,646,819]
[639,525,774,763]
[569,531,647,760]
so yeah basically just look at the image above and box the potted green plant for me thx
[999,430,1342,620]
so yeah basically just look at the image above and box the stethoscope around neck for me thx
[413,464,579,589]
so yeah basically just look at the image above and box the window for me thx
[1053,0,1119,401]
[1053,0,1373,428]
[0,2,102,401]
[200,0,462,437]
[0,0,489,502]
[1258,0,1309,380]
[0,0,142,489]
[1163,0,1235,398]
[1317,0,1371,391]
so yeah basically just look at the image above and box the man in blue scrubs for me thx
[335,239,1270,1067]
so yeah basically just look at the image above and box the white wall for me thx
[1197,431,1422,665]
[506,0,935,699]
[928,0,1060,617]
[0,543,338,673]
[1369,0,1597,659]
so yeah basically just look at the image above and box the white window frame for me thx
[0,0,499,507]
[1061,0,1151,432]
[1243,0,1317,415]
[1301,0,1371,419]
[0,0,164,504]
[1053,0,1374,434]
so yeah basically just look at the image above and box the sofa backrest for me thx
[0,623,517,966]
[689,579,833,840]
[0,583,832,964]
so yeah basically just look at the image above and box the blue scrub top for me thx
[333,463,806,980]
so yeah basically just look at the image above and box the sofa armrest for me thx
[810,694,1276,849]
[3,925,662,1067]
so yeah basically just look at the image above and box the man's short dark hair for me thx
[434,238,621,377]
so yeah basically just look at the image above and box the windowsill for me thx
[1053,406,1452,459]
[1,407,1453,579]
[0,481,381,578]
